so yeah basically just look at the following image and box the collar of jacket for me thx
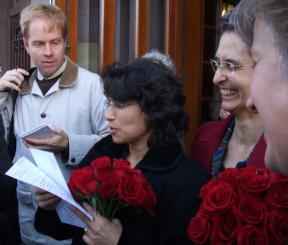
[20,57,78,95]
[137,141,184,172]
[87,135,184,173]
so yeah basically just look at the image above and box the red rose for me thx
[68,166,97,198]
[90,156,113,181]
[117,168,156,213]
[202,180,236,213]
[266,177,288,209]
[188,167,288,245]
[90,156,113,169]
[210,230,233,245]
[236,225,268,245]
[113,158,131,168]
[69,156,156,220]
[96,160,128,199]
[96,173,120,199]
[187,214,210,244]
[208,238,232,245]
[217,168,240,188]
[236,194,266,225]
[200,179,218,198]
[211,211,237,241]
[238,167,271,194]
[90,157,131,199]
[266,210,288,244]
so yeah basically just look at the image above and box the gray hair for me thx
[233,0,288,70]
[257,0,288,66]
[229,0,256,48]
[142,50,176,74]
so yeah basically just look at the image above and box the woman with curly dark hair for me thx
[34,55,208,245]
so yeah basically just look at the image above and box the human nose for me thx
[43,44,52,56]
[105,106,115,121]
[212,68,227,86]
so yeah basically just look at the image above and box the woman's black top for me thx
[35,136,208,245]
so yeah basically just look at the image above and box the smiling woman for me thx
[191,13,266,176]
[212,31,254,114]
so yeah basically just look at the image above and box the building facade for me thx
[1,0,239,154]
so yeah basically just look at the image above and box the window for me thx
[10,14,30,70]
[77,0,100,72]
[201,0,221,122]
[149,0,165,52]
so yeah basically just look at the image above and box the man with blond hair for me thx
[0,3,109,244]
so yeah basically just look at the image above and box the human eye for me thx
[113,101,129,109]
[51,39,61,46]
[226,62,237,71]
[106,99,128,109]
[225,61,241,72]
[32,41,44,47]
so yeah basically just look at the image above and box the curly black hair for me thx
[102,57,188,147]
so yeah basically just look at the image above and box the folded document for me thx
[6,149,92,228]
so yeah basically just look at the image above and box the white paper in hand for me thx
[29,149,92,227]
[6,157,69,199]
[57,201,87,228]
[21,125,57,140]
[5,156,92,227]
[29,148,68,192]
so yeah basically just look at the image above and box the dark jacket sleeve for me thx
[117,209,157,245]
[157,158,208,245]
[34,208,84,242]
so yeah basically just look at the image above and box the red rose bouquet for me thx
[187,166,288,245]
[68,156,157,220]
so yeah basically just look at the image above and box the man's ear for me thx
[64,39,68,51]
[23,37,30,54]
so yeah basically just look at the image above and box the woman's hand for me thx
[75,203,122,245]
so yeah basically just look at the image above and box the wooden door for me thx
[55,0,78,61]
[56,0,207,154]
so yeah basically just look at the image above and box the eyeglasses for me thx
[210,59,254,73]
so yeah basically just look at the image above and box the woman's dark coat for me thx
[35,136,208,245]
